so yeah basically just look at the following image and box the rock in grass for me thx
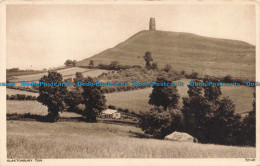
[164,131,198,143]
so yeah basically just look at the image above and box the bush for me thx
[10,95,15,100]
[181,70,186,75]
[25,95,32,100]
[223,74,233,83]
[139,107,183,139]
[6,94,37,100]
[16,94,26,100]
[186,72,198,79]
[108,105,117,110]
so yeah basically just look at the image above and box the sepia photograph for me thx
[0,0,259,165]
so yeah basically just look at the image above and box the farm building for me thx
[100,109,121,119]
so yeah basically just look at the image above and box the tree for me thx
[241,92,256,146]
[151,62,158,70]
[64,90,83,112]
[81,77,107,122]
[72,60,77,66]
[139,107,183,139]
[7,68,20,72]
[89,60,94,68]
[149,77,180,111]
[64,59,73,67]
[223,74,233,83]
[211,97,242,145]
[73,72,84,90]
[182,80,214,142]
[164,64,172,72]
[187,72,198,79]
[203,75,222,101]
[109,61,119,70]
[182,79,242,145]
[37,71,68,122]
[187,79,203,97]
[143,51,153,69]
[181,93,215,142]
[65,59,77,67]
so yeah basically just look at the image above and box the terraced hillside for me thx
[77,30,255,80]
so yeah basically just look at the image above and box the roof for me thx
[102,109,117,115]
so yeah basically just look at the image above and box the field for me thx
[7,78,254,115]
[7,88,38,96]
[8,67,109,83]
[105,79,255,114]
[7,100,81,118]
[7,121,255,158]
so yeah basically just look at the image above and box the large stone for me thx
[164,131,198,143]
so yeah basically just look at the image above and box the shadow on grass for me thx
[7,113,85,122]
[129,130,151,139]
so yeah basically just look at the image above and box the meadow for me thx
[7,121,255,158]
[7,100,80,118]
[7,78,254,115]
[8,67,109,83]
[105,79,255,114]
[7,88,38,97]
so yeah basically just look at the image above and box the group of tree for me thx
[143,51,158,70]
[37,71,106,122]
[7,68,20,72]
[64,59,77,67]
[139,75,256,146]
[97,61,141,70]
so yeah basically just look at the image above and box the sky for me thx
[6,4,256,70]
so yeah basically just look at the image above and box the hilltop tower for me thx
[149,17,156,31]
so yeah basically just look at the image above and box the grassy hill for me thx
[77,30,255,80]
[7,121,255,158]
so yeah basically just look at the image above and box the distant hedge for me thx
[7,86,38,93]
[7,94,37,100]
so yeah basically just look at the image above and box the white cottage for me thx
[101,109,121,119]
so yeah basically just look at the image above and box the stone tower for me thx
[149,17,156,31]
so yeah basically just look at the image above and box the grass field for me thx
[105,79,255,114]
[8,67,109,83]
[7,121,255,158]
[7,78,254,115]
[7,100,81,118]
[7,88,38,97]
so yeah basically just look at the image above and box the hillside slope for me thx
[77,30,255,79]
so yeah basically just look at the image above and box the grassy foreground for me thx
[7,121,255,158]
